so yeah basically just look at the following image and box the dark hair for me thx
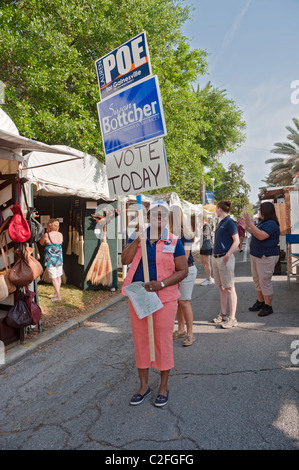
[216,200,232,213]
[260,202,279,226]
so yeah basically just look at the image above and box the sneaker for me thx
[201,279,214,286]
[258,305,273,317]
[221,317,238,329]
[249,300,265,312]
[212,313,227,324]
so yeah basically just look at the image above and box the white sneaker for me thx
[201,279,214,286]
[221,317,238,329]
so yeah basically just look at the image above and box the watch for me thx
[160,281,165,289]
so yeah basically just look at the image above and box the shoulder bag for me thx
[22,187,45,243]
[8,181,31,243]
[24,286,42,325]
[0,232,16,295]
[24,246,43,280]
[8,248,34,287]
[6,290,32,329]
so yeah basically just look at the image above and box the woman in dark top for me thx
[200,216,214,285]
[243,202,280,316]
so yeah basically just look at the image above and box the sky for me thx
[182,0,299,202]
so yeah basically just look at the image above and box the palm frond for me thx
[265,157,284,164]
[271,142,297,155]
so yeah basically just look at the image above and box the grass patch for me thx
[36,282,121,330]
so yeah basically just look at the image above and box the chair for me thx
[286,234,299,289]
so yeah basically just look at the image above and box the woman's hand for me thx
[136,225,147,241]
[243,211,252,226]
[223,253,230,265]
[144,280,162,292]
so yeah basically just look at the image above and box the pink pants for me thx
[129,300,178,371]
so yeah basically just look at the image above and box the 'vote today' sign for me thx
[106,138,169,197]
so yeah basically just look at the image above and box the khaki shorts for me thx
[212,254,235,288]
[250,255,279,296]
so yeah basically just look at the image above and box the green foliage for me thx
[0,0,246,203]
[264,118,299,186]
[214,163,251,217]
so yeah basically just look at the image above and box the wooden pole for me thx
[136,194,155,362]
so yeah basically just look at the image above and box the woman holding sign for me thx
[122,200,188,407]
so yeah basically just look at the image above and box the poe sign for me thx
[95,31,151,100]
[97,75,167,155]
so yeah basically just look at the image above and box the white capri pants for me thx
[179,265,197,300]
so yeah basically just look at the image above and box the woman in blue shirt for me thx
[244,202,280,317]
[212,200,240,328]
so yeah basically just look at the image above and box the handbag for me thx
[24,286,42,325]
[0,232,16,295]
[8,181,31,243]
[22,187,45,243]
[0,275,8,301]
[8,248,34,287]
[6,290,32,329]
[24,246,43,280]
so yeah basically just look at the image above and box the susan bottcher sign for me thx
[97,75,167,155]
[106,138,170,197]
[95,31,151,100]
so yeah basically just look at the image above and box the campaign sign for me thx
[95,31,151,100]
[106,138,170,197]
[205,191,215,204]
[97,75,167,155]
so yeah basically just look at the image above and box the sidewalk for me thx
[1,290,125,371]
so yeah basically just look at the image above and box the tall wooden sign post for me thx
[96,31,169,364]
[136,193,155,360]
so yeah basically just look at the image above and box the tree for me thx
[214,163,251,217]
[0,0,246,203]
[264,118,299,186]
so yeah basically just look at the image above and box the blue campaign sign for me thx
[205,191,215,204]
[95,31,152,100]
[97,75,167,155]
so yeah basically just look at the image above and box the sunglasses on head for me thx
[149,210,169,219]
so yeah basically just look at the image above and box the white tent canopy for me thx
[0,108,81,164]
[21,146,112,201]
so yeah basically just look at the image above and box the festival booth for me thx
[258,186,299,278]
[0,109,81,348]
[258,186,299,236]
[21,147,118,291]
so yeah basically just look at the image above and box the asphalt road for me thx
[0,248,298,451]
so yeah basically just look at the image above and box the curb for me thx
[0,293,125,372]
